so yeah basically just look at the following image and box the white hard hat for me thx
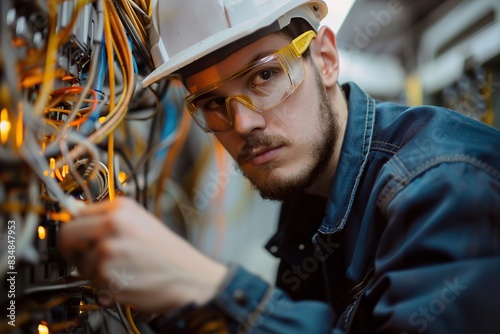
[142,0,328,87]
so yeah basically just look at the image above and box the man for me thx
[59,0,500,332]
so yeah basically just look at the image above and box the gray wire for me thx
[128,0,150,23]
[23,280,92,294]
[115,301,134,334]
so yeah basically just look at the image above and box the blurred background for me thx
[0,0,498,333]
[335,0,499,127]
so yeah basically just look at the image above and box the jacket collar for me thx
[319,82,376,234]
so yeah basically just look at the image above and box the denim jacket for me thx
[205,82,500,333]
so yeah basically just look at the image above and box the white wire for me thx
[21,132,77,214]
[23,280,92,294]
[15,176,39,261]
[128,0,150,22]
[59,133,101,202]
[0,176,39,279]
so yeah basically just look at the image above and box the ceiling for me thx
[336,0,462,70]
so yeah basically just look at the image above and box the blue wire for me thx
[127,35,139,74]
[80,34,108,135]
[156,99,178,160]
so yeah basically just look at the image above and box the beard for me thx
[234,67,341,202]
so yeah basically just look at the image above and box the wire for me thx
[69,0,134,148]
[141,84,168,208]
[31,0,91,119]
[1,0,170,329]
[59,136,93,202]
[46,43,104,160]
[115,302,134,334]
[154,109,192,219]
[108,133,116,201]
[103,2,116,118]
[23,280,92,294]
[21,131,77,213]
[51,0,106,170]
[0,176,39,279]
[129,123,179,185]
[32,0,60,118]
[103,1,116,202]
[118,0,148,46]
[129,0,150,23]
[114,1,154,71]
[125,305,141,334]
[112,146,140,201]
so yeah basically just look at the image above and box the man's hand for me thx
[58,196,227,313]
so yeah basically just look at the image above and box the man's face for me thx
[185,33,340,201]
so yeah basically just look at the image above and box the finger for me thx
[58,215,112,259]
[74,246,100,279]
[77,196,136,217]
[75,199,113,216]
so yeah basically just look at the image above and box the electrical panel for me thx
[0,0,182,332]
[416,0,500,128]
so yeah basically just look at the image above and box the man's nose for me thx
[228,96,267,135]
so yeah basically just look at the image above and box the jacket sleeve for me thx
[211,264,335,333]
[365,162,500,333]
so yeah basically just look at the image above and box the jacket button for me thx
[269,245,278,253]
[232,289,248,306]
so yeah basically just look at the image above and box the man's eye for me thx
[204,97,226,111]
[252,70,276,86]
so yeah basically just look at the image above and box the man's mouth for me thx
[237,134,292,166]
[242,145,284,165]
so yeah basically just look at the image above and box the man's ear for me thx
[309,26,339,88]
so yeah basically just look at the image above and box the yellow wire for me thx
[120,0,147,45]
[20,68,67,88]
[147,0,152,18]
[125,305,140,334]
[16,103,23,150]
[103,0,130,122]
[108,133,115,201]
[105,0,118,203]
[104,0,116,202]
[103,1,116,115]
[55,0,135,169]
[134,0,147,11]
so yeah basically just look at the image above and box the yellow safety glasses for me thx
[185,30,317,133]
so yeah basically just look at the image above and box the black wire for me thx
[142,80,170,209]
[112,0,155,72]
[154,78,171,101]
[114,146,140,202]
[125,85,161,121]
